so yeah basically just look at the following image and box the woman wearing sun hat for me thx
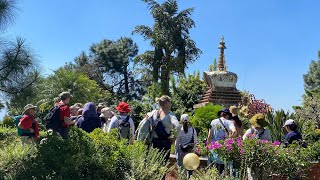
[229,106,244,137]
[18,104,40,144]
[243,113,272,141]
[107,102,135,144]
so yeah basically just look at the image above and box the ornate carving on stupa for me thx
[194,36,242,108]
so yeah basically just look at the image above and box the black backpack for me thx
[116,115,131,139]
[153,112,170,140]
[45,104,65,130]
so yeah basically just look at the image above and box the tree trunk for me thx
[160,56,171,96]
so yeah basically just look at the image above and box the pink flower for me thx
[225,138,234,145]
[273,141,281,146]
[240,149,244,155]
[226,145,232,151]
[261,140,269,143]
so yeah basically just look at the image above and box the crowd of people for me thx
[14,91,303,175]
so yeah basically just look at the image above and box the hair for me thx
[231,115,242,128]
[287,124,298,131]
[155,95,172,107]
[182,121,189,133]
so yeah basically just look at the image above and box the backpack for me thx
[13,115,35,137]
[116,115,131,139]
[153,111,170,140]
[45,104,65,130]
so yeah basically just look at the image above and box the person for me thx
[18,104,40,145]
[229,106,244,137]
[207,108,236,174]
[108,102,135,144]
[77,102,102,133]
[70,103,82,122]
[96,103,105,117]
[283,119,302,146]
[243,113,272,141]
[175,114,198,170]
[147,95,181,161]
[100,107,114,132]
[243,113,272,180]
[54,92,75,139]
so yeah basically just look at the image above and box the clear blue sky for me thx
[2,0,320,116]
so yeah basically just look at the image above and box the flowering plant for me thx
[208,137,281,169]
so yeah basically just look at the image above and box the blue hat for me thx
[217,108,232,117]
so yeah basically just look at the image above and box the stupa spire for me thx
[218,35,227,72]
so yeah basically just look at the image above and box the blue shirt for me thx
[285,130,302,144]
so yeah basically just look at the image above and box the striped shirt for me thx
[175,127,198,154]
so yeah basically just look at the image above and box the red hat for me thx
[116,102,130,113]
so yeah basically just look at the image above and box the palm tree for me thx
[133,0,201,95]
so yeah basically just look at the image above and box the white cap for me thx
[180,114,190,122]
[283,119,295,127]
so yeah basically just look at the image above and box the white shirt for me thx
[209,117,236,141]
[107,115,135,139]
[175,127,198,154]
[149,110,181,139]
[243,127,272,141]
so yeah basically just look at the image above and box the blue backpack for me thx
[13,115,35,137]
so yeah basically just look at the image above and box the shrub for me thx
[1,116,15,128]
[190,104,222,143]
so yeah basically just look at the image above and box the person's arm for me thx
[194,128,198,144]
[64,116,75,125]
[207,128,212,147]
[243,129,251,140]
[107,118,117,133]
[229,121,237,138]
[266,130,272,141]
[170,115,181,138]
[129,118,135,144]
[175,132,181,154]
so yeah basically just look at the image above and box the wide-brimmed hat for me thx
[180,114,190,122]
[23,104,37,114]
[116,102,130,113]
[100,107,114,118]
[59,92,72,100]
[217,108,232,117]
[229,106,240,116]
[250,113,269,128]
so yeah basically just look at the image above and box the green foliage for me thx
[133,0,201,95]
[1,115,14,128]
[190,104,222,143]
[125,143,172,180]
[0,126,16,143]
[172,72,206,117]
[294,95,320,142]
[303,50,320,97]
[266,110,294,141]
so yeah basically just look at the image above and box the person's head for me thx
[99,107,114,119]
[59,92,72,104]
[23,104,37,116]
[180,114,190,133]
[156,95,172,110]
[249,113,269,129]
[115,102,130,115]
[283,119,298,132]
[217,108,232,119]
[70,104,80,116]
[97,103,105,113]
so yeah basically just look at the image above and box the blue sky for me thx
[2,0,320,117]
